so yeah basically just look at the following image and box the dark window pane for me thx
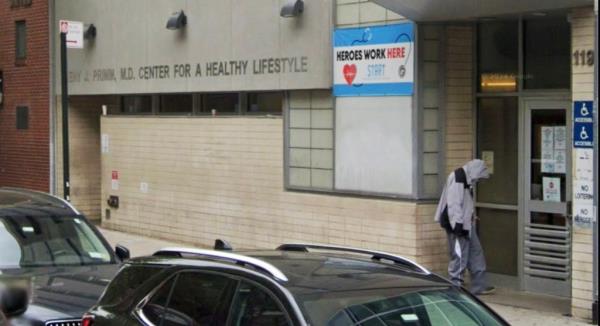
[16,106,29,129]
[478,208,518,276]
[122,95,152,114]
[524,15,570,89]
[160,94,193,114]
[229,281,290,326]
[247,92,283,114]
[163,272,234,326]
[142,277,175,325]
[16,21,27,59]
[478,21,518,92]
[204,93,239,114]
[99,265,160,306]
[477,97,518,205]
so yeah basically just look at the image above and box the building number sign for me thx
[572,49,594,66]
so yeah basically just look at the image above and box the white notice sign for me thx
[554,126,566,150]
[553,149,566,173]
[59,20,84,49]
[482,151,494,174]
[542,177,561,202]
[541,127,555,173]
[574,148,594,181]
[101,134,109,154]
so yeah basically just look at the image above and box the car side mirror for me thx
[115,244,130,261]
[0,286,29,318]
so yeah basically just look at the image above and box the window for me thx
[229,281,290,326]
[141,277,175,325]
[99,265,161,306]
[287,90,334,190]
[524,15,570,89]
[0,215,113,268]
[122,95,152,114]
[420,25,443,198]
[204,93,239,114]
[299,288,504,326]
[160,94,193,114]
[478,21,519,92]
[15,21,27,60]
[247,92,283,114]
[162,272,235,325]
[16,106,28,129]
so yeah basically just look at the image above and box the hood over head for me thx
[463,159,490,185]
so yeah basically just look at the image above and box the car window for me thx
[161,272,236,326]
[299,288,505,326]
[100,264,162,306]
[141,276,175,325]
[0,215,112,268]
[228,281,291,326]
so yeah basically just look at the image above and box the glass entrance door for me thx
[524,100,571,297]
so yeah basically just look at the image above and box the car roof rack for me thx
[277,243,431,275]
[153,247,289,282]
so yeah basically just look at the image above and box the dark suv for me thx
[85,243,509,326]
[0,187,130,326]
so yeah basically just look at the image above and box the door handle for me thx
[565,201,572,218]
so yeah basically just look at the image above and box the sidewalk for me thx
[99,227,591,326]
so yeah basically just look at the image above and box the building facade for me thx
[0,0,595,321]
[0,0,51,191]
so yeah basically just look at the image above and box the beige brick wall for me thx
[98,116,452,268]
[416,203,447,273]
[336,0,407,27]
[55,96,119,220]
[569,7,595,320]
[444,25,474,175]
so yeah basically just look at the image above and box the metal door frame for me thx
[521,96,572,297]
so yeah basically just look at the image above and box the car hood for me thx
[1,264,120,324]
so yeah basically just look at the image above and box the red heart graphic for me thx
[343,64,357,85]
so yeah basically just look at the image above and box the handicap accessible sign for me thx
[573,101,594,148]
[333,23,414,96]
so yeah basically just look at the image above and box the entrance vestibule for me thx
[473,12,572,297]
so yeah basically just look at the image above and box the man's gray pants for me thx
[446,226,487,294]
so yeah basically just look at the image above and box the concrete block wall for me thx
[443,25,474,175]
[99,116,454,269]
[55,95,119,220]
[336,0,407,27]
[569,7,595,321]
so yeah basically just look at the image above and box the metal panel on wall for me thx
[335,96,414,195]
[54,0,333,95]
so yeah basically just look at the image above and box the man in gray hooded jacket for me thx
[434,159,495,295]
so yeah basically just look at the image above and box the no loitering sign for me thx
[59,20,84,49]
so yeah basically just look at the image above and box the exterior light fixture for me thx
[280,0,304,18]
[166,10,187,30]
[84,24,97,40]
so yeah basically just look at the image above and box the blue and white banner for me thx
[333,23,414,97]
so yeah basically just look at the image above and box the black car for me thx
[85,243,509,326]
[0,187,130,326]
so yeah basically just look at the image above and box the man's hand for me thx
[453,223,469,237]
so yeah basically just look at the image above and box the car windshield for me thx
[0,215,113,268]
[298,287,505,326]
